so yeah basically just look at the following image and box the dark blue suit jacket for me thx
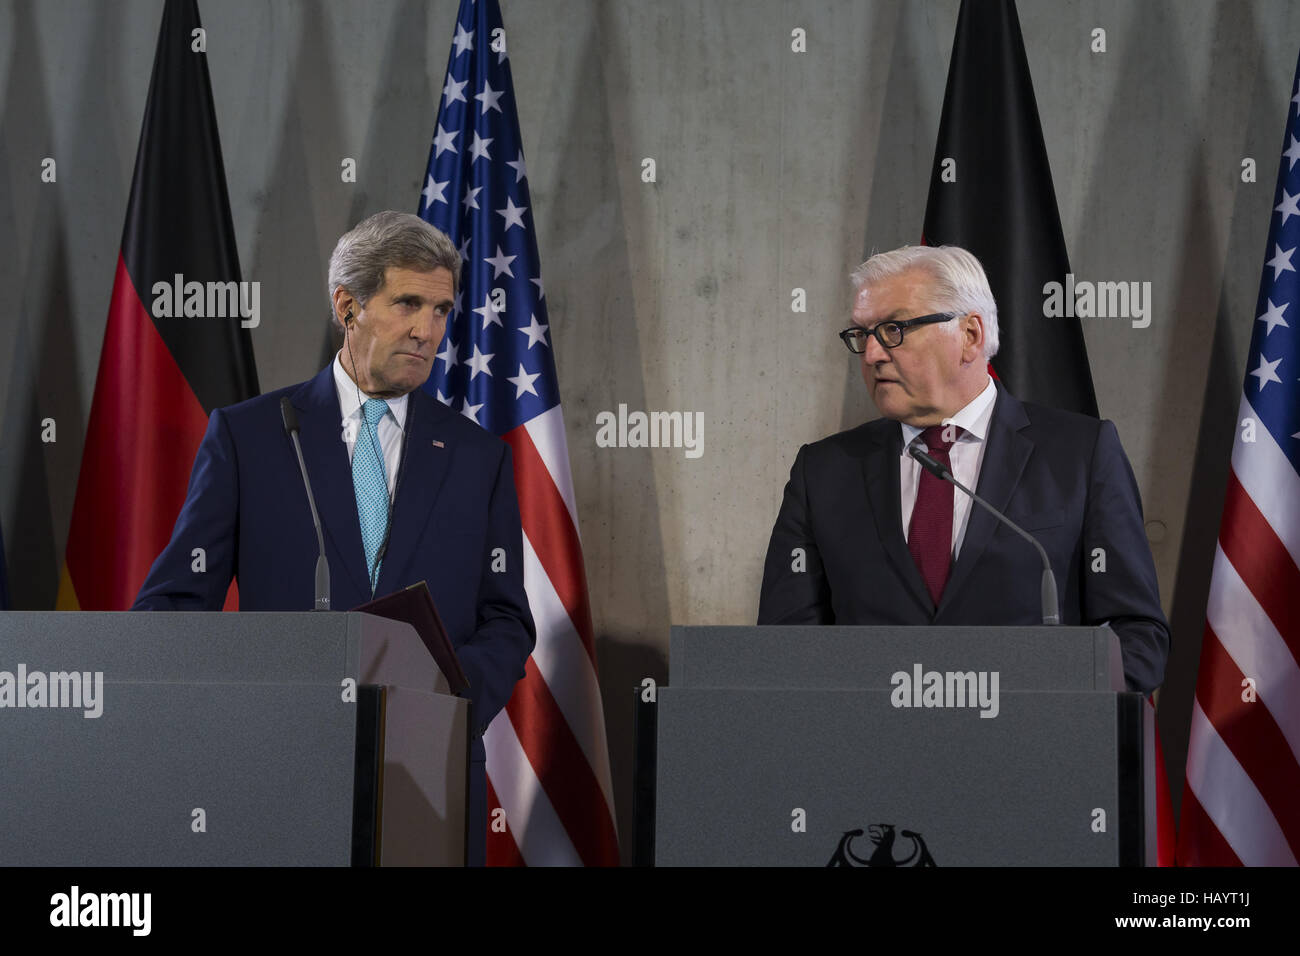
[133,364,537,756]
[758,381,1169,693]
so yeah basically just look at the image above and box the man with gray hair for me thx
[134,211,536,865]
[758,245,1168,693]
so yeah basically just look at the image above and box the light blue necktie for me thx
[352,398,390,592]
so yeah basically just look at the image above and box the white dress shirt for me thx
[333,351,408,499]
[899,375,997,559]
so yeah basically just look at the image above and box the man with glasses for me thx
[757,245,1168,694]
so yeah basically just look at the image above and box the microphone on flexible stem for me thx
[280,397,331,611]
[908,444,1059,626]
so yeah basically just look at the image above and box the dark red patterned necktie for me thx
[908,424,964,605]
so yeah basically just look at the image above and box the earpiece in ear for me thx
[344,310,353,325]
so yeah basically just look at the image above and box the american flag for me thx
[1177,52,1300,866]
[417,0,619,865]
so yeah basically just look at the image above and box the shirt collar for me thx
[332,351,409,429]
[899,374,997,453]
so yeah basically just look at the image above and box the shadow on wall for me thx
[1159,0,1274,825]
[843,0,948,433]
[1071,0,1261,828]
[244,1,343,390]
[331,0,439,372]
[0,0,120,608]
[559,2,671,865]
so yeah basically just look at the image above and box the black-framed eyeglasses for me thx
[838,312,958,353]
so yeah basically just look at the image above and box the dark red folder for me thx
[351,580,469,695]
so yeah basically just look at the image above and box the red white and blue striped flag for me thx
[417,0,619,865]
[1177,51,1300,866]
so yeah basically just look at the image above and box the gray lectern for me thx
[0,612,468,866]
[649,625,1155,866]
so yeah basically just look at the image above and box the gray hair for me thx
[849,245,1000,360]
[327,211,461,328]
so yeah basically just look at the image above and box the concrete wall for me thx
[3,0,1298,862]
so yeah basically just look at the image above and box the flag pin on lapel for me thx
[432,439,445,448]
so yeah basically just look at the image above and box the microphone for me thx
[280,397,331,611]
[908,443,1059,626]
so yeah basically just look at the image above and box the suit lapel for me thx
[374,388,456,593]
[936,382,1032,616]
[861,423,933,613]
[290,365,371,599]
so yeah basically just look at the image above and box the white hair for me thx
[850,245,1000,359]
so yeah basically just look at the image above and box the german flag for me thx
[56,0,257,612]
[922,0,1098,417]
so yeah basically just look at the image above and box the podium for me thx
[648,625,1155,866]
[0,611,468,866]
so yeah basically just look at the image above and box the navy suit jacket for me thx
[133,364,537,755]
[758,381,1169,693]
